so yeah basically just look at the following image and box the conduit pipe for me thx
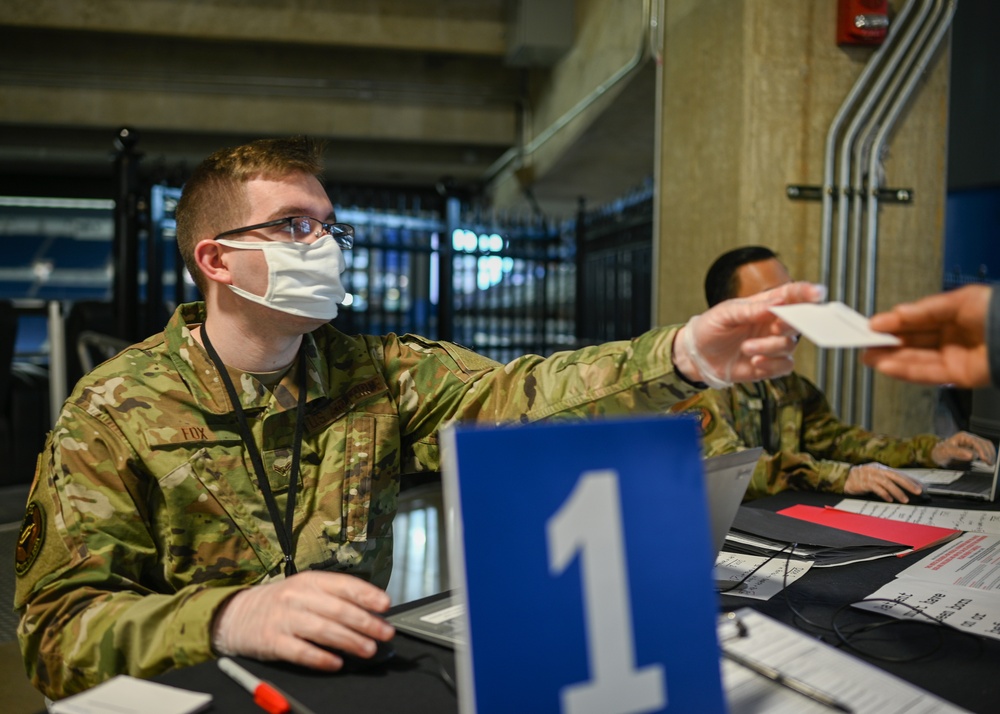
[817,0,922,392]
[842,0,944,422]
[827,0,932,415]
[859,0,957,427]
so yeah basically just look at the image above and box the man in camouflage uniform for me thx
[672,246,995,502]
[14,139,822,700]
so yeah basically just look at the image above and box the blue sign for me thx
[442,414,725,714]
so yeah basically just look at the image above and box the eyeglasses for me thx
[214,216,354,248]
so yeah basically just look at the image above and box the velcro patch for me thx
[15,501,45,576]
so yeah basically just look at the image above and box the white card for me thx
[768,301,902,348]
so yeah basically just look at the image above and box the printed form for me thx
[856,532,1000,642]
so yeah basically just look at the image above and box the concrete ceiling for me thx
[0,0,655,219]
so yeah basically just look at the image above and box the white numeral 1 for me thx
[547,470,666,714]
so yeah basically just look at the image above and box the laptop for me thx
[901,451,1000,501]
[387,447,762,648]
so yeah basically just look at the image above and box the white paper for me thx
[50,676,212,714]
[722,608,969,713]
[857,579,1000,642]
[895,532,1000,592]
[714,551,813,600]
[768,301,902,348]
[834,498,1000,535]
[855,532,1000,642]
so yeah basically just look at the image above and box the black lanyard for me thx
[201,323,306,577]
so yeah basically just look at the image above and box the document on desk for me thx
[833,498,1000,535]
[49,675,212,714]
[714,551,813,600]
[768,301,902,348]
[722,608,970,713]
[856,533,1000,643]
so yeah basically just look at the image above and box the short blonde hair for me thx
[175,137,325,294]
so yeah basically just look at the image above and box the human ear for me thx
[193,239,234,285]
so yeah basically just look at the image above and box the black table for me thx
[726,491,1000,714]
[158,614,457,713]
[158,492,1000,713]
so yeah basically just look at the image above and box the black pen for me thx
[722,648,853,713]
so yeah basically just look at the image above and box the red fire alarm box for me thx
[837,0,890,46]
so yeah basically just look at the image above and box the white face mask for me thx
[215,234,347,321]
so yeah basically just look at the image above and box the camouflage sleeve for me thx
[797,376,939,467]
[671,390,851,500]
[385,327,698,434]
[14,407,245,700]
[380,325,701,466]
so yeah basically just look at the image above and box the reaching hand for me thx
[672,281,826,388]
[211,571,395,671]
[863,285,992,388]
[844,463,925,503]
[931,431,996,467]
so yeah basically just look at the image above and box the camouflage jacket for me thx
[15,302,697,699]
[670,372,939,500]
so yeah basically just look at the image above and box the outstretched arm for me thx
[863,284,995,388]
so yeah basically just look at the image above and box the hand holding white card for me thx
[769,301,902,348]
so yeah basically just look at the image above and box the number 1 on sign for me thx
[547,470,666,714]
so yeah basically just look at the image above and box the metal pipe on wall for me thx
[829,0,932,415]
[817,0,923,393]
[859,0,958,427]
[843,0,943,422]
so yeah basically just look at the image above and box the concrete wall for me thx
[654,0,951,438]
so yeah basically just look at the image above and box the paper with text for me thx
[856,533,1000,643]
[714,551,813,600]
[834,498,1000,535]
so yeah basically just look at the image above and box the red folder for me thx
[777,504,961,555]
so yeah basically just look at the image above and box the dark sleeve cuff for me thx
[990,285,1000,388]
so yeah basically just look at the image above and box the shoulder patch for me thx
[440,341,500,373]
[15,501,45,576]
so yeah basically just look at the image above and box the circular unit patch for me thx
[15,501,45,576]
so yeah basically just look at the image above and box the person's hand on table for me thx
[211,571,395,671]
[673,281,826,388]
[844,463,925,503]
[931,431,996,467]
[863,285,992,388]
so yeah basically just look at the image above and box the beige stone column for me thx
[653,0,952,438]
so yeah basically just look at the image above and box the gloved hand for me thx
[844,463,925,503]
[931,431,996,467]
[211,571,394,670]
[672,281,826,388]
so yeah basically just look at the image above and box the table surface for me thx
[157,491,1000,714]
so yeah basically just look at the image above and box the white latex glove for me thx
[931,431,996,467]
[845,463,925,503]
[211,571,394,671]
[672,281,826,388]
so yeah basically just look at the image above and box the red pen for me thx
[218,657,314,714]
